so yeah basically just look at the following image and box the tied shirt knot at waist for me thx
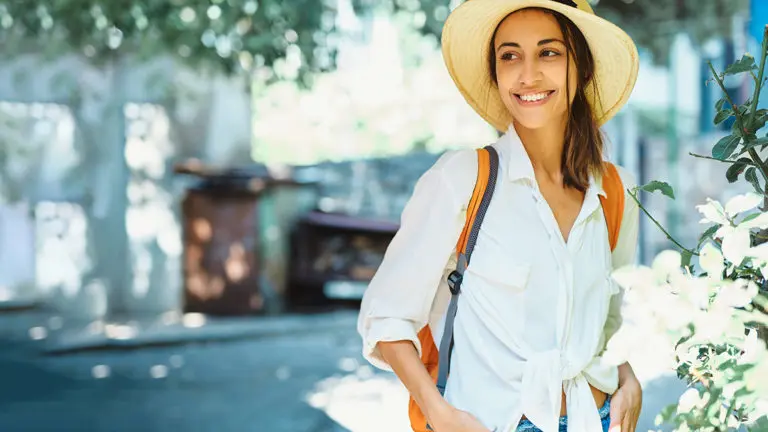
[517,350,605,432]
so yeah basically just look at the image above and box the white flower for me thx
[721,228,751,265]
[754,398,768,419]
[723,381,744,401]
[697,198,730,226]
[694,307,732,341]
[661,295,699,331]
[715,224,736,240]
[652,250,682,281]
[748,243,768,261]
[725,193,763,218]
[611,265,653,291]
[699,243,725,280]
[677,388,703,413]
[740,328,766,365]
[744,359,768,391]
[715,279,759,309]
[689,284,712,310]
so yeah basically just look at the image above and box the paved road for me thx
[0,314,369,432]
[0,310,685,432]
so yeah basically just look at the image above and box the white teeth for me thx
[520,92,550,102]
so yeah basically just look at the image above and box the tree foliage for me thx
[0,0,340,82]
[0,0,751,82]
[592,0,749,64]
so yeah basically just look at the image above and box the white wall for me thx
[0,53,253,320]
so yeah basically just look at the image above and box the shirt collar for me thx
[497,125,606,198]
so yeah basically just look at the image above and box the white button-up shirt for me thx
[357,127,639,432]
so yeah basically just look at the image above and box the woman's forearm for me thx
[378,340,453,423]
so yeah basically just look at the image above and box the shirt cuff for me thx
[582,356,620,396]
[362,317,422,372]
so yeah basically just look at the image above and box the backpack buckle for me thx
[447,270,463,295]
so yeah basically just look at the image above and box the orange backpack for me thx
[408,146,626,431]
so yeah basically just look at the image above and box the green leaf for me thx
[749,110,768,132]
[743,136,768,152]
[658,404,678,424]
[733,124,744,139]
[714,109,732,125]
[716,358,738,371]
[738,104,750,116]
[746,167,761,193]
[726,160,747,183]
[741,212,761,224]
[715,98,727,111]
[681,249,693,269]
[638,180,675,199]
[712,135,741,160]
[750,416,768,431]
[723,54,758,76]
[698,224,720,249]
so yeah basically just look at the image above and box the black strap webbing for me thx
[434,145,499,396]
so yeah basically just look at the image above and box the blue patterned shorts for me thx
[516,395,611,432]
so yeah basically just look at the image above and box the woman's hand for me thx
[608,363,643,432]
[430,407,492,432]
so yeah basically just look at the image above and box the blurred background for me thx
[0,0,765,430]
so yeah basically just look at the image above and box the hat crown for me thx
[469,0,594,14]
[560,0,594,14]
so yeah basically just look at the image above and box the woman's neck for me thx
[513,119,567,183]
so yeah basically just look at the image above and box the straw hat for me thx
[441,0,639,131]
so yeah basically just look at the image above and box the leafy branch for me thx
[629,183,699,258]
[748,26,768,129]
[707,60,768,183]
[626,25,768,432]
[688,152,757,167]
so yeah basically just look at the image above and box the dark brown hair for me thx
[489,7,604,192]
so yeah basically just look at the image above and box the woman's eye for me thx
[541,49,560,57]
[500,52,518,61]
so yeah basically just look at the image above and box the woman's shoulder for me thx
[431,147,478,172]
[603,161,638,192]
[426,147,481,205]
[602,162,639,219]
[612,164,637,190]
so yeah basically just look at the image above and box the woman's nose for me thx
[518,59,542,87]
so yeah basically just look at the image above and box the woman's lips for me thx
[514,90,556,106]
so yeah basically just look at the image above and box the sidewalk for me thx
[0,308,363,432]
[0,306,359,355]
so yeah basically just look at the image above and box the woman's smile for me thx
[513,90,557,106]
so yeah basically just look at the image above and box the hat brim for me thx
[441,0,639,131]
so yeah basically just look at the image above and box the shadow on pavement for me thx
[637,373,688,432]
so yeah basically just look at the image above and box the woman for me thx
[357,1,642,431]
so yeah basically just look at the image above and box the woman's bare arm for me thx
[378,340,452,424]
[378,341,491,432]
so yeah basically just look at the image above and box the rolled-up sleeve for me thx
[357,151,471,371]
[604,166,640,343]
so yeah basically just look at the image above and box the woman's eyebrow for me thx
[496,38,565,51]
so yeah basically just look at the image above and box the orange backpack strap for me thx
[599,162,625,252]
[409,146,499,432]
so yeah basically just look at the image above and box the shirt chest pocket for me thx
[464,245,531,293]
[462,245,531,335]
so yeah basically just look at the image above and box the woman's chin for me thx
[511,117,553,131]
